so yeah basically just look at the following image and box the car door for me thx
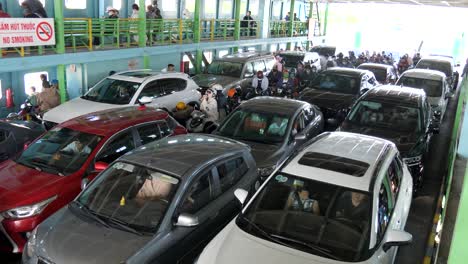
[159,78,189,109]
[137,80,166,108]
[302,106,324,138]
[241,62,255,90]
[160,167,221,264]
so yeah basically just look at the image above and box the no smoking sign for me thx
[36,21,53,42]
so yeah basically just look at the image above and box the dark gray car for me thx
[0,120,45,162]
[214,96,324,182]
[22,134,257,264]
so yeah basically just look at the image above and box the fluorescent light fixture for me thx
[409,0,423,5]
[441,1,451,6]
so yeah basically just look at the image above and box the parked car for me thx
[197,131,413,264]
[298,68,378,129]
[0,105,186,253]
[339,85,436,191]
[192,52,276,95]
[43,69,201,128]
[214,96,324,184]
[415,55,459,91]
[310,45,336,70]
[22,134,258,264]
[397,69,451,130]
[357,63,398,84]
[279,51,322,72]
[0,120,45,162]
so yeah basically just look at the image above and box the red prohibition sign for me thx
[36,22,53,41]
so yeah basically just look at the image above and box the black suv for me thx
[298,67,378,129]
[339,85,437,191]
[415,55,459,90]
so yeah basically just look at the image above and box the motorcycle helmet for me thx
[176,102,186,111]
[211,83,223,91]
[227,88,237,98]
[206,87,217,97]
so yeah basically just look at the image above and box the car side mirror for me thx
[138,96,153,105]
[175,213,199,227]
[94,161,109,172]
[234,188,248,204]
[383,230,412,252]
[81,178,89,190]
[294,133,307,141]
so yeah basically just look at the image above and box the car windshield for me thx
[77,162,179,233]
[397,76,443,97]
[81,78,141,105]
[359,67,387,83]
[237,173,371,262]
[218,109,290,144]
[207,61,243,78]
[310,73,360,95]
[281,54,305,68]
[15,127,102,175]
[416,61,452,77]
[347,100,421,133]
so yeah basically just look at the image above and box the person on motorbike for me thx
[342,57,354,68]
[252,70,269,95]
[173,101,194,127]
[267,66,283,95]
[200,87,219,122]
[226,86,242,114]
[298,64,316,89]
[27,86,39,108]
[212,83,227,121]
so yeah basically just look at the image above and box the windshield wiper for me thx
[16,160,42,172]
[105,217,143,236]
[270,234,342,261]
[238,214,289,248]
[70,201,110,228]
[29,159,64,176]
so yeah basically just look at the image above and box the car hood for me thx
[192,74,240,90]
[0,160,63,211]
[299,89,356,110]
[37,207,152,264]
[198,221,334,264]
[341,122,419,156]
[239,140,285,168]
[43,97,124,124]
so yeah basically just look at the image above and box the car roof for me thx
[281,132,393,192]
[217,52,273,63]
[238,96,308,116]
[322,67,370,77]
[109,69,190,83]
[357,63,393,70]
[120,134,249,178]
[279,51,313,56]
[400,69,446,80]
[59,106,169,137]
[419,56,453,64]
[363,85,425,106]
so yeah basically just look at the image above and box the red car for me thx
[0,106,186,253]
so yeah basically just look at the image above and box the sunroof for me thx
[298,152,369,177]
[118,72,154,78]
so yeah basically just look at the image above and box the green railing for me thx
[269,21,309,38]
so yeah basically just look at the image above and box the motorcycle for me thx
[186,110,219,134]
[244,86,270,100]
[6,98,42,124]
[226,88,242,115]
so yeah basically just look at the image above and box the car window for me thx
[158,121,172,137]
[180,170,215,214]
[303,107,315,125]
[293,113,305,134]
[377,178,393,243]
[96,131,135,164]
[159,78,187,93]
[136,123,162,145]
[252,60,266,73]
[387,158,401,201]
[139,80,165,99]
[397,76,443,97]
[83,78,140,105]
[244,62,254,76]
[265,58,276,71]
[216,157,249,193]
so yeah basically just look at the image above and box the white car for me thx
[197,132,413,264]
[397,69,451,130]
[43,70,201,128]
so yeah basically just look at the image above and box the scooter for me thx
[6,99,42,124]
[186,110,219,134]
[244,86,270,100]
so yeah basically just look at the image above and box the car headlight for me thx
[403,155,422,165]
[433,110,441,117]
[25,227,38,258]
[1,196,57,219]
[257,165,276,177]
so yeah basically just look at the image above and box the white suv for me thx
[43,70,201,127]
[197,132,413,264]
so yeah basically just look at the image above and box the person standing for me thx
[37,84,61,113]
[21,0,47,18]
[241,11,254,36]
[40,74,50,89]
[285,12,290,21]
[0,3,11,18]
